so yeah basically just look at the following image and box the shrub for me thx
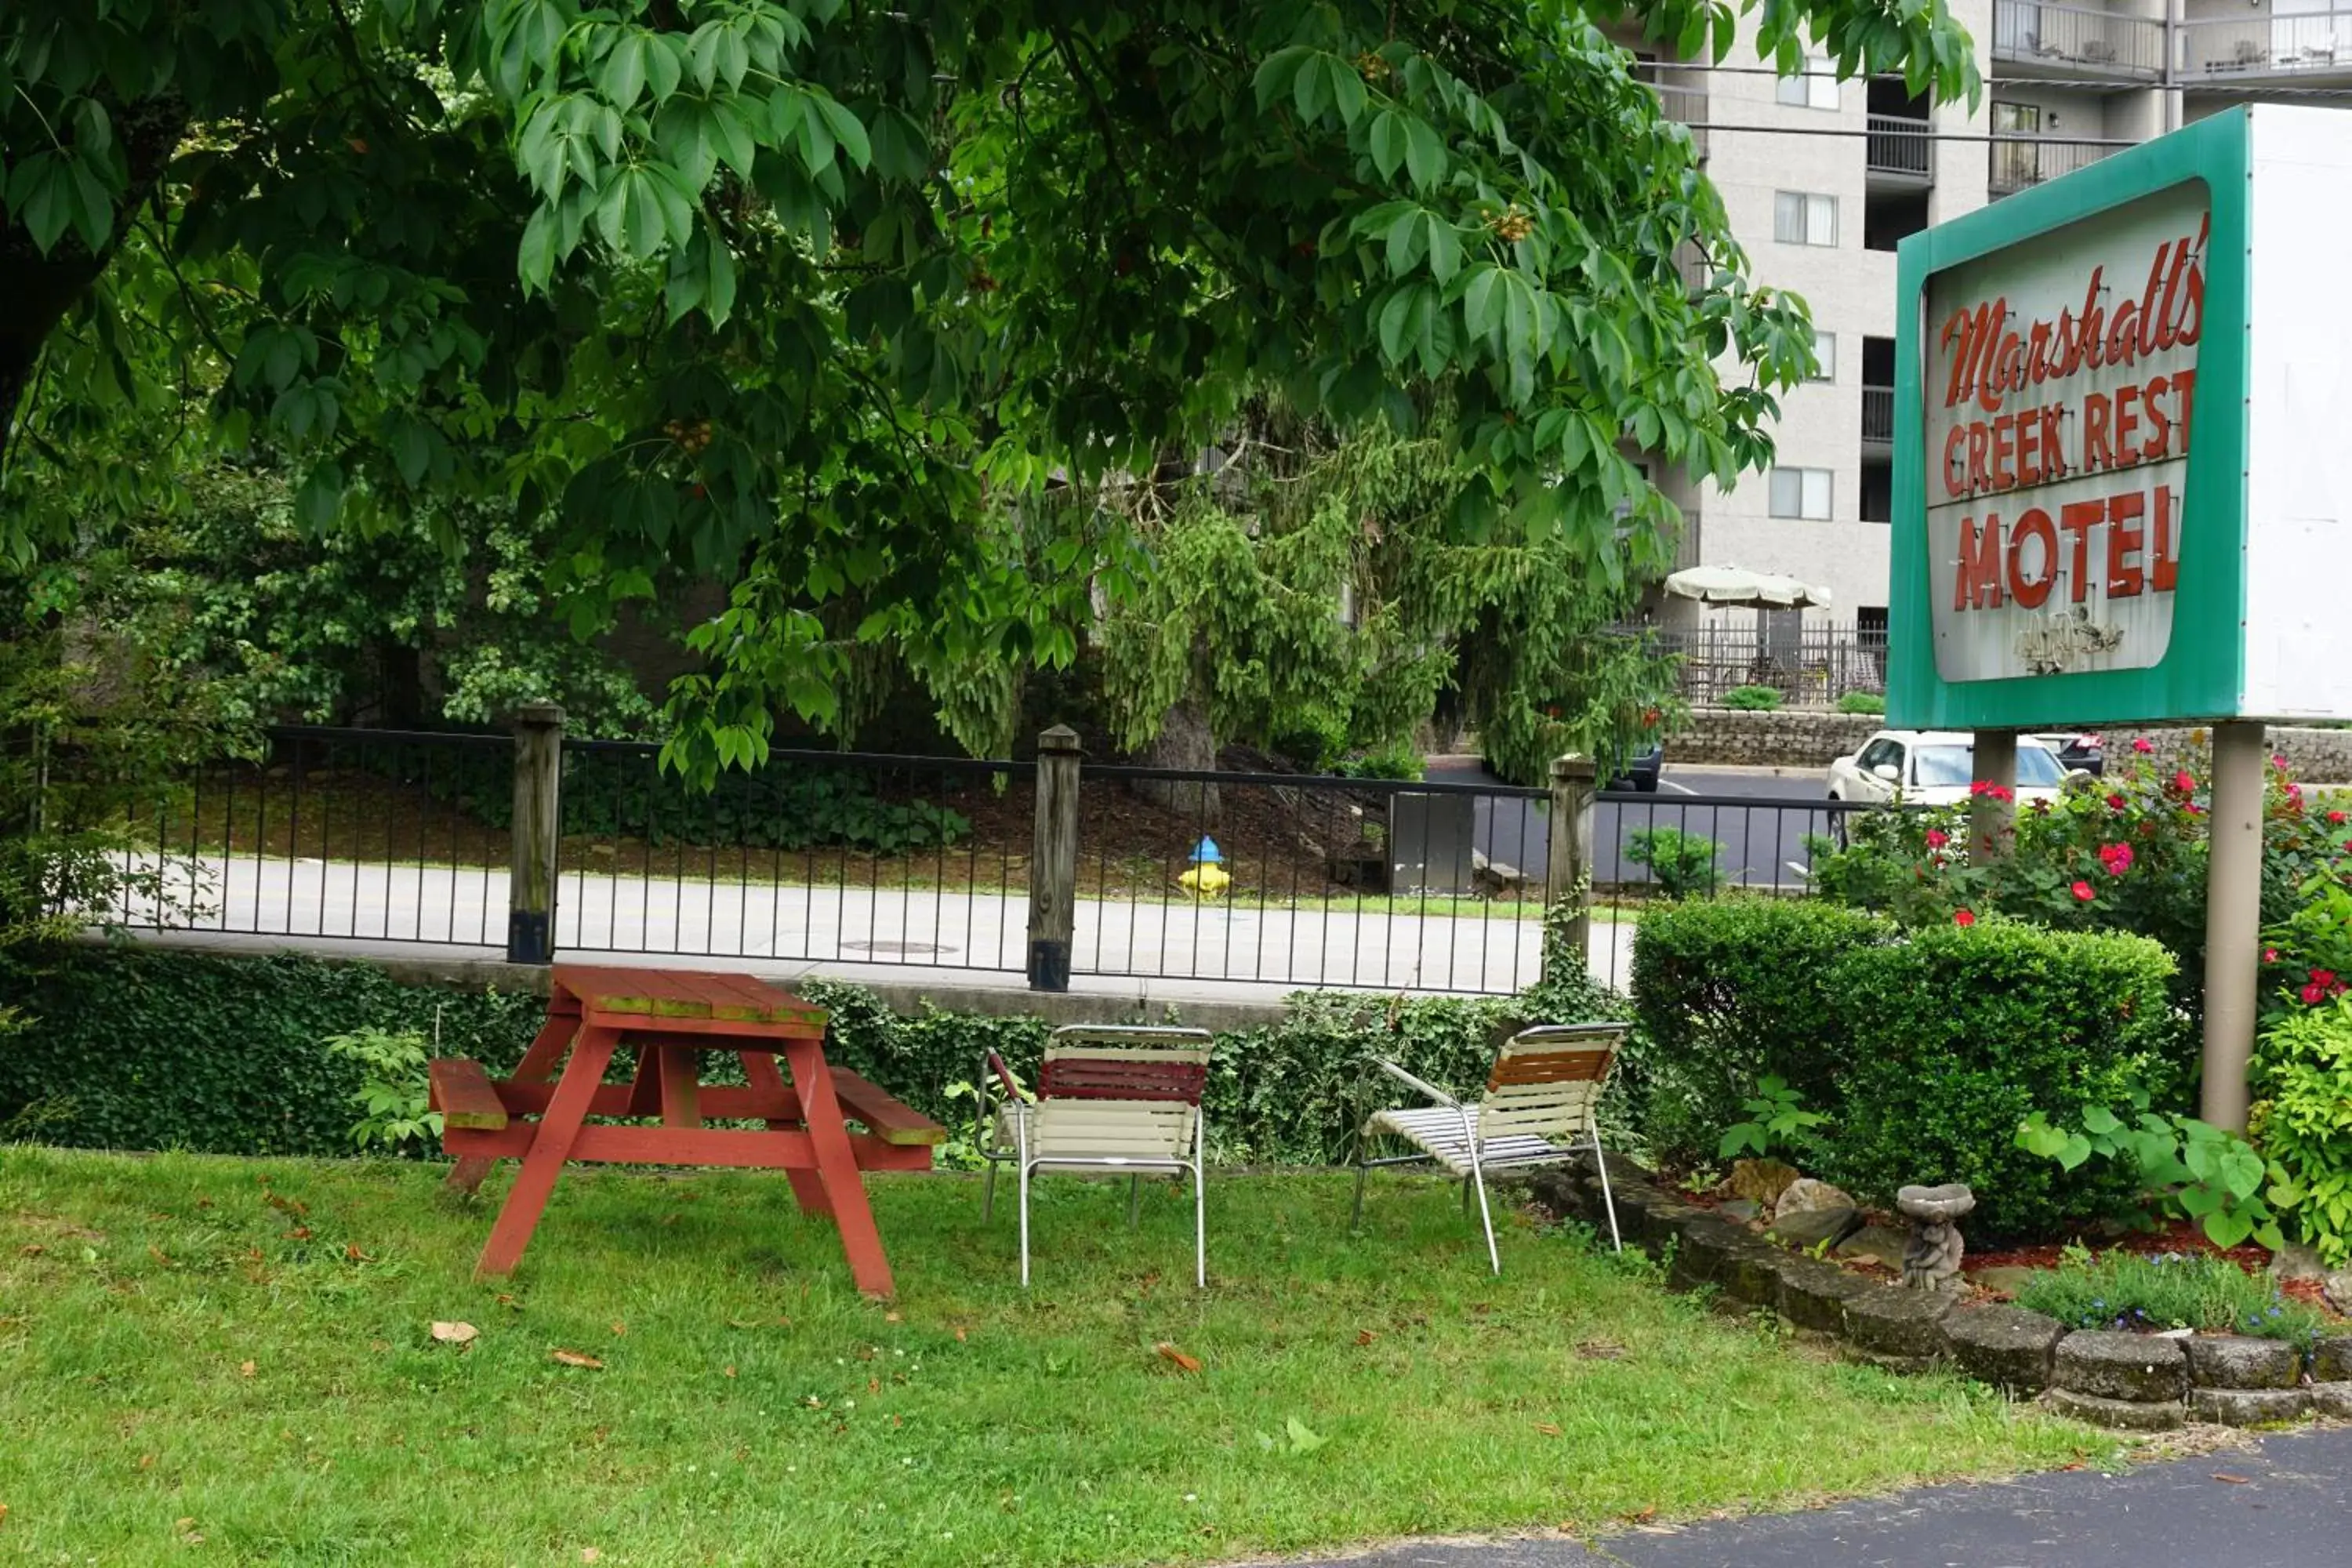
[2016,1245,2323,1344]
[2254,993,2352,1265]
[1623,827,1721,899]
[1624,900,1884,1167]
[1835,691,1886,715]
[1719,685,1782,712]
[1820,920,2180,1240]
[0,948,1624,1167]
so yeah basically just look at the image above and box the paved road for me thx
[1269,1423,2352,1568]
[1429,761,1846,896]
[116,851,1627,998]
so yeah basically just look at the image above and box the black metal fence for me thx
[1650,625,1889,707]
[91,724,1889,996]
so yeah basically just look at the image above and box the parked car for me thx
[1827,730,2075,808]
[1609,743,1664,793]
[2032,731,2106,776]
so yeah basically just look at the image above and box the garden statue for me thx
[1896,1183,1975,1293]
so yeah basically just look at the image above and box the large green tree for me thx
[2,0,1977,777]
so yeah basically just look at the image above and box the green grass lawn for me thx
[0,1150,2111,1567]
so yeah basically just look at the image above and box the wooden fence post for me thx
[1544,754,1596,985]
[1027,724,1082,992]
[506,702,564,965]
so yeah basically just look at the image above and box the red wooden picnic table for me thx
[432,964,942,1298]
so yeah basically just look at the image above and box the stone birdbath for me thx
[1896,1183,1975,1293]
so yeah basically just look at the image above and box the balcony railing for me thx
[1862,386,1896,448]
[1992,0,2165,78]
[2180,11,2352,78]
[1864,115,1933,180]
[1988,136,2124,197]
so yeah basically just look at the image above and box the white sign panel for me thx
[1922,183,2209,684]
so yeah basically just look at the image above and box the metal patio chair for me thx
[978,1024,1214,1287]
[1351,1022,1629,1274]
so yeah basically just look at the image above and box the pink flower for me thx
[2274,754,2291,771]
[2099,842,2134,876]
[2173,770,2196,794]
[1925,829,1949,849]
[2132,737,2154,754]
[2106,793,2127,811]
[2071,880,2096,902]
[1967,780,2016,804]
[2303,982,2328,1005]
[1954,909,1976,927]
[2330,810,2348,826]
[2311,968,2338,986]
[2265,947,2281,964]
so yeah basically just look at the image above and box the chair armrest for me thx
[1366,1054,1463,1110]
[983,1050,1028,1103]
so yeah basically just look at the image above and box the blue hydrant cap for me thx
[1191,836,1223,864]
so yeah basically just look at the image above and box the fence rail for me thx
[2180,10,2352,77]
[1647,625,1889,707]
[85,722,1896,997]
[1992,0,2165,76]
[1988,136,2123,197]
[1862,385,1895,446]
[1864,115,1933,179]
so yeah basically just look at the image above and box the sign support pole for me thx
[1969,728,2016,862]
[2200,720,2267,1132]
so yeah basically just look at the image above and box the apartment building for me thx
[1636,0,2347,673]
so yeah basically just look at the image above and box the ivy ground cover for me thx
[0,1152,2109,1567]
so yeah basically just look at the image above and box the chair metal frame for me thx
[1351,1022,1628,1274]
[977,1024,1214,1287]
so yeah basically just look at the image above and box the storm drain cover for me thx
[841,939,954,956]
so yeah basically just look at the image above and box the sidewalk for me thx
[1275,1424,2352,1567]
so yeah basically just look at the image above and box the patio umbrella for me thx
[1662,564,1834,610]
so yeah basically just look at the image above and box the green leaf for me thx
[1254,45,1313,111]
[2081,1105,2122,1136]
[596,165,670,258]
[1385,208,1427,277]
[645,34,686,102]
[869,108,931,184]
[598,31,648,109]
[1294,51,1331,124]
[1368,111,1406,180]
[1403,117,1446,194]
[517,201,559,289]
[1284,1415,1329,1455]
[1327,57,1367,127]
[1459,266,1502,341]
[293,461,344,532]
[2056,1132,2092,1172]
[1425,216,1461,285]
[388,417,432,485]
[813,96,870,170]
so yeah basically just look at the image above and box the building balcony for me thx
[1864,115,1934,187]
[1992,0,2165,82]
[1862,386,1895,455]
[1988,136,2124,198]
[2180,10,2352,83]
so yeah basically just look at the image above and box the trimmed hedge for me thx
[1625,900,1886,1167]
[0,949,1622,1168]
[1628,900,2186,1240]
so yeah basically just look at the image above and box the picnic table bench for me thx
[433,964,943,1297]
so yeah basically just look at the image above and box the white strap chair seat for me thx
[977,1025,1214,1287]
[1353,1022,1629,1275]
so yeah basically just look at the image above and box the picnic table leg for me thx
[475,1026,619,1278]
[784,1038,895,1298]
[743,1051,831,1218]
[446,1008,580,1196]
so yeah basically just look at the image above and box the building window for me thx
[1773,191,1838,247]
[1809,331,1836,383]
[1769,466,1833,521]
[1777,56,1839,111]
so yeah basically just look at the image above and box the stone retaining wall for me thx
[1669,710,2352,782]
[1534,1158,2352,1430]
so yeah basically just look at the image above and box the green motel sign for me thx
[1889,106,2352,731]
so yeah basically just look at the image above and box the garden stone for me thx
[1896,1183,1973,1293]
[1773,1177,1854,1217]
[1973,1265,2040,1298]
[2270,1242,2328,1283]
[2190,1386,2311,1427]
[1942,1304,2065,1395]
[1842,1282,1954,1366]
[2309,1381,2352,1418]
[1722,1241,1794,1310]
[2055,1330,2188,1402]
[1834,1222,1911,1271]
[1725,1158,1801,1209]
[2186,1334,2303,1391]
[2311,1336,2352,1382]
[2326,1269,2352,1316]
[1717,1198,1762,1225]
[1668,1217,1751,1292]
[1767,1204,1861,1252]
[2045,1388,2187,1432]
[1775,1254,1875,1334]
